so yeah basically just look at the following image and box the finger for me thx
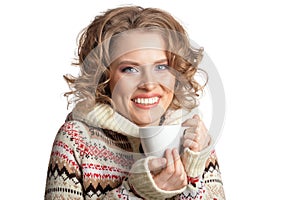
[183,134,211,152]
[172,148,186,179]
[183,139,199,150]
[165,148,175,173]
[204,135,211,147]
[181,115,201,127]
[148,158,167,174]
[192,114,201,120]
[198,120,208,133]
[170,149,187,186]
[184,121,208,137]
[184,127,197,136]
[156,149,174,181]
[181,118,198,127]
[184,132,207,145]
[184,132,201,143]
[172,148,181,171]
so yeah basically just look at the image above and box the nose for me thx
[137,70,158,90]
[138,81,158,91]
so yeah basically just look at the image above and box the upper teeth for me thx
[133,97,159,105]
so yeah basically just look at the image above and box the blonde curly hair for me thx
[64,6,207,113]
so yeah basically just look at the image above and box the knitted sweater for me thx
[45,104,225,199]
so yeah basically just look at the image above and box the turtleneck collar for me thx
[72,104,190,138]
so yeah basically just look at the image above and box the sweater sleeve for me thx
[178,147,226,199]
[202,150,226,199]
[44,121,85,199]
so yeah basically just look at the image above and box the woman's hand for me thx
[181,114,210,152]
[148,149,187,191]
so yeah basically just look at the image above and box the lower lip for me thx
[132,99,160,109]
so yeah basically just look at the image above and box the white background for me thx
[1,0,300,199]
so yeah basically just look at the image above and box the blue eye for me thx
[155,64,169,71]
[121,66,138,73]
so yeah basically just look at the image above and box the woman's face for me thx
[109,31,176,126]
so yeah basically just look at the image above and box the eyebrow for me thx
[117,58,168,66]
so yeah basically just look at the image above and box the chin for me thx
[132,115,161,127]
[128,104,166,126]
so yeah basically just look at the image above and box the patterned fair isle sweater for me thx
[45,104,225,199]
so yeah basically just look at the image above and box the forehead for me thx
[109,31,166,62]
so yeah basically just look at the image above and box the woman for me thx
[45,6,225,199]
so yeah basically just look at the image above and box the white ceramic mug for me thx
[139,124,185,157]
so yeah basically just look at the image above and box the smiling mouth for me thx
[132,96,160,105]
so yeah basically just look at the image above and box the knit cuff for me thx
[182,140,213,178]
[128,157,186,199]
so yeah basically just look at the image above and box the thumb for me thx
[148,158,167,174]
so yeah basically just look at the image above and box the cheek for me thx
[166,89,175,102]
[163,76,176,104]
[109,70,121,93]
[110,75,138,98]
[160,78,176,103]
[159,75,176,92]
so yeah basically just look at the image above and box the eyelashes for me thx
[120,64,169,74]
[121,66,138,73]
[155,64,169,71]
